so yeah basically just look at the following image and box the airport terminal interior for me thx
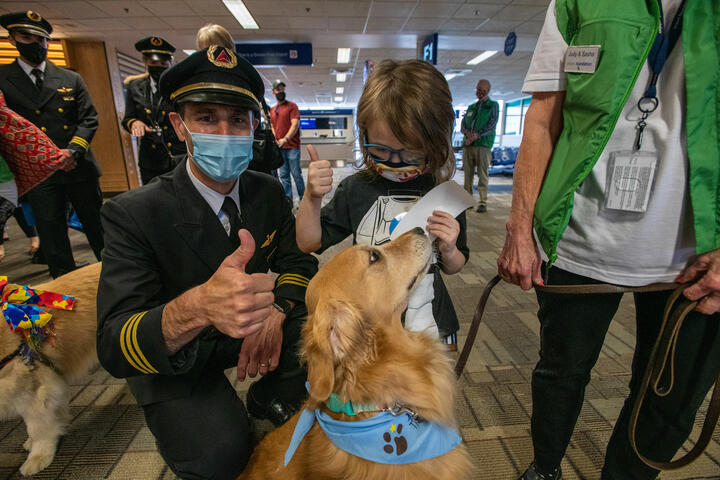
[0,0,719,479]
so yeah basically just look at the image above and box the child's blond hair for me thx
[356,59,456,183]
[196,24,235,50]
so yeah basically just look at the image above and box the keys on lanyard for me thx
[634,0,687,150]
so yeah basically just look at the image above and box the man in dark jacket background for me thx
[122,36,186,185]
[0,11,103,278]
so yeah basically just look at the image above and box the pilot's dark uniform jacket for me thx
[97,45,317,479]
[122,36,185,184]
[0,11,103,278]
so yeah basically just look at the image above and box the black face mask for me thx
[148,65,167,82]
[16,41,47,65]
[275,92,286,102]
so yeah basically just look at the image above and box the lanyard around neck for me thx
[634,0,687,150]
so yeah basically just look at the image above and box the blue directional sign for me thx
[235,43,313,66]
[422,33,438,65]
[504,32,517,56]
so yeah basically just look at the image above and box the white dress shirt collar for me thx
[185,159,240,218]
[17,57,46,81]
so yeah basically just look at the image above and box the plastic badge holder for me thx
[603,150,658,213]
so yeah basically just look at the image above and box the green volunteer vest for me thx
[534,0,720,267]
[0,154,13,184]
[463,99,498,148]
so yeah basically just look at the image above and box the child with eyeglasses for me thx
[295,59,468,348]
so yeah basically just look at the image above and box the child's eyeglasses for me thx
[362,142,425,166]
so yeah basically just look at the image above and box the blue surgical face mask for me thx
[182,120,253,182]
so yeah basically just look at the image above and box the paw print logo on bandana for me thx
[382,423,408,455]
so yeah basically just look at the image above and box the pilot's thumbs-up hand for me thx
[306,144,333,199]
[200,229,275,338]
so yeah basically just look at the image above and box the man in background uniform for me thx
[0,11,103,278]
[122,36,185,185]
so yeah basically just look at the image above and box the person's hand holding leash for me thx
[306,144,333,199]
[675,248,720,314]
[497,223,543,290]
[236,306,284,380]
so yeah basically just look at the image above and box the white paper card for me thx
[389,181,475,240]
[564,45,601,73]
[604,151,658,213]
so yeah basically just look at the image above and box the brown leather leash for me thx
[454,275,720,470]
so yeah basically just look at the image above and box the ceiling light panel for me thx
[337,48,351,64]
[467,50,498,65]
[222,0,259,29]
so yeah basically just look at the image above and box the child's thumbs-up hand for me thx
[306,144,333,199]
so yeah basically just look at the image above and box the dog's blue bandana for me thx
[284,406,462,466]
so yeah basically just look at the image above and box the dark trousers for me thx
[531,266,720,479]
[27,177,104,278]
[141,307,308,480]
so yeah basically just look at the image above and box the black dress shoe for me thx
[518,461,562,480]
[246,385,300,427]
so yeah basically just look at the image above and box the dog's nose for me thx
[411,227,425,236]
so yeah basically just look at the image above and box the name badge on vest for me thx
[564,45,601,73]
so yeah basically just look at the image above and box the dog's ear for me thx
[303,298,337,406]
[304,298,366,406]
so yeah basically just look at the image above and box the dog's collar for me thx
[325,393,381,416]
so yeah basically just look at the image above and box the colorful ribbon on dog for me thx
[0,276,75,331]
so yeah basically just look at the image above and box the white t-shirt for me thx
[523,0,695,286]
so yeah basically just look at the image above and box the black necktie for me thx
[31,68,43,89]
[221,196,241,248]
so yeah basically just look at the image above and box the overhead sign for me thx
[300,109,354,116]
[422,33,438,65]
[504,32,517,56]
[235,42,312,66]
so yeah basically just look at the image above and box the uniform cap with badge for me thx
[135,36,175,62]
[0,11,52,38]
[159,45,264,113]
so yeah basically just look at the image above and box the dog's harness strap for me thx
[456,277,719,471]
[0,345,20,371]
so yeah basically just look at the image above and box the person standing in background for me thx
[0,11,103,278]
[270,79,304,206]
[461,79,499,212]
[122,37,185,185]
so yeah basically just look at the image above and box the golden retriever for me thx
[0,262,100,476]
[240,228,472,479]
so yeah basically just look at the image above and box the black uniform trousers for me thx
[141,306,307,480]
[27,176,103,277]
[531,265,720,479]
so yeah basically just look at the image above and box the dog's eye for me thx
[369,250,380,264]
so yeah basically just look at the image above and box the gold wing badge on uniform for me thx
[261,230,276,248]
[57,87,73,93]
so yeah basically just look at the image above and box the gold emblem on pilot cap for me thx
[207,45,237,69]
[150,37,162,46]
[27,11,42,22]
